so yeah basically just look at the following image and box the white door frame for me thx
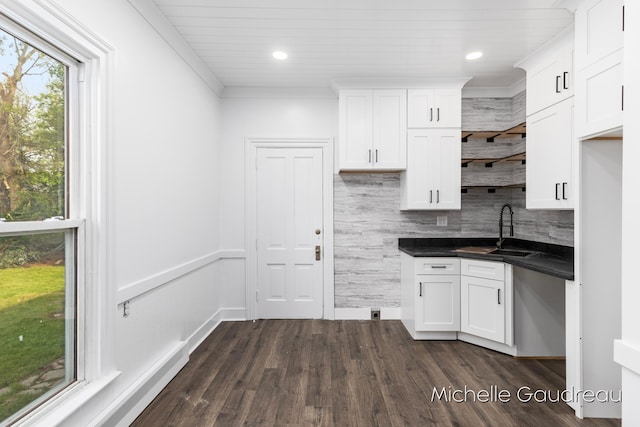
[245,138,335,320]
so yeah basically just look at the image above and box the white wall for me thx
[218,91,338,310]
[618,0,640,423]
[18,1,224,425]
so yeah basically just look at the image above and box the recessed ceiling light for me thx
[272,51,288,60]
[465,51,483,61]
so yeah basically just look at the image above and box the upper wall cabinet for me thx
[516,28,575,210]
[574,0,624,138]
[339,89,407,171]
[575,0,624,70]
[400,129,461,210]
[517,29,574,116]
[526,98,574,209]
[407,89,462,128]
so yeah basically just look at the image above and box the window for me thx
[0,17,82,425]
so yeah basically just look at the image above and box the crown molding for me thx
[128,0,224,96]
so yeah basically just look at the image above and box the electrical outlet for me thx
[371,308,381,320]
[437,216,448,227]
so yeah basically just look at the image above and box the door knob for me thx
[315,229,321,235]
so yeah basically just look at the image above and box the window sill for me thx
[14,372,121,427]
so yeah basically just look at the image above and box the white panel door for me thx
[256,147,324,318]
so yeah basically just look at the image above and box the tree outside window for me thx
[0,25,75,424]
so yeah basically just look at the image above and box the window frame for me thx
[0,1,115,424]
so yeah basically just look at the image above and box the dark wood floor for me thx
[132,320,621,427]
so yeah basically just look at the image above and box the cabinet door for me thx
[401,130,432,209]
[526,50,573,115]
[434,131,461,209]
[526,98,574,209]
[575,0,624,71]
[434,89,462,128]
[407,89,436,128]
[408,89,461,128]
[373,90,407,169]
[339,90,373,170]
[461,275,505,343]
[400,129,460,210]
[415,274,460,331]
[576,49,623,138]
[520,30,573,116]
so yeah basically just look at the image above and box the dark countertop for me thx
[398,237,574,280]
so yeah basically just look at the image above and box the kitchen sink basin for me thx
[489,249,532,257]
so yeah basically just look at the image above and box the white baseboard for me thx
[219,307,247,321]
[334,307,401,320]
[99,306,245,426]
[380,307,401,320]
[96,341,189,427]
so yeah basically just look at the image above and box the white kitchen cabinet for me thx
[460,259,513,345]
[415,274,461,331]
[526,97,574,209]
[407,89,461,128]
[400,129,461,210]
[574,0,624,72]
[517,29,574,117]
[338,89,407,171]
[576,50,623,138]
[574,0,624,139]
[401,254,460,339]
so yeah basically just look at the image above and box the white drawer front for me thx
[415,258,460,275]
[461,259,504,280]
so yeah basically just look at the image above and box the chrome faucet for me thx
[497,204,514,249]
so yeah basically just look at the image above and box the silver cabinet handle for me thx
[563,71,569,90]
[429,190,433,203]
[556,75,561,93]
[498,289,502,305]
[419,282,423,297]
[368,149,372,163]
[555,183,560,200]
[437,190,440,203]
[430,108,433,122]
[437,107,440,122]
[431,265,447,269]
[562,182,568,200]
[375,149,378,163]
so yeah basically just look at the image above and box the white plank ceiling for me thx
[147,0,573,90]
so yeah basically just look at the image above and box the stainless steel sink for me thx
[489,249,532,257]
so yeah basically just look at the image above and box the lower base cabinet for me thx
[401,254,460,339]
[401,254,514,350]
